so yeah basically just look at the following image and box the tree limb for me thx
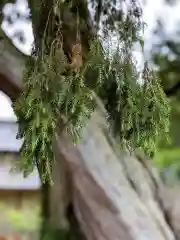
[0,28,25,100]
[164,81,180,96]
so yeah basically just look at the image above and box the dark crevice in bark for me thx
[120,155,139,194]
[65,203,86,240]
[40,182,50,240]
[36,158,50,240]
[127,176,138,192]
[101,125,141,195]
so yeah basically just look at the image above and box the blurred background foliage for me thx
[7,207,41,231]
[150,0,180,185]
[0,202,40,235]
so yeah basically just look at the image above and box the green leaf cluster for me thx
[13,2,170,183]
[100,53,170,156]
[13,40,104,182]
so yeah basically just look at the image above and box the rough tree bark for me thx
[1,1,180,239]
[56,106,178,240]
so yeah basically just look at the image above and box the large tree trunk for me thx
[54,106,178,240]
[1,1,180,239]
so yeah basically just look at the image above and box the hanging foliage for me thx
[13,0,170,183]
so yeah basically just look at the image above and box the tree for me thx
[0,0,176,239]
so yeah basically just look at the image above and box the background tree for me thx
[149,2,180,184]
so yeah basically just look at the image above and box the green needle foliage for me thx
[99,50,170,156]
[13,1,170,183]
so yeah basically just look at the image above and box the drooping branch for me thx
[27,0,97,237]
